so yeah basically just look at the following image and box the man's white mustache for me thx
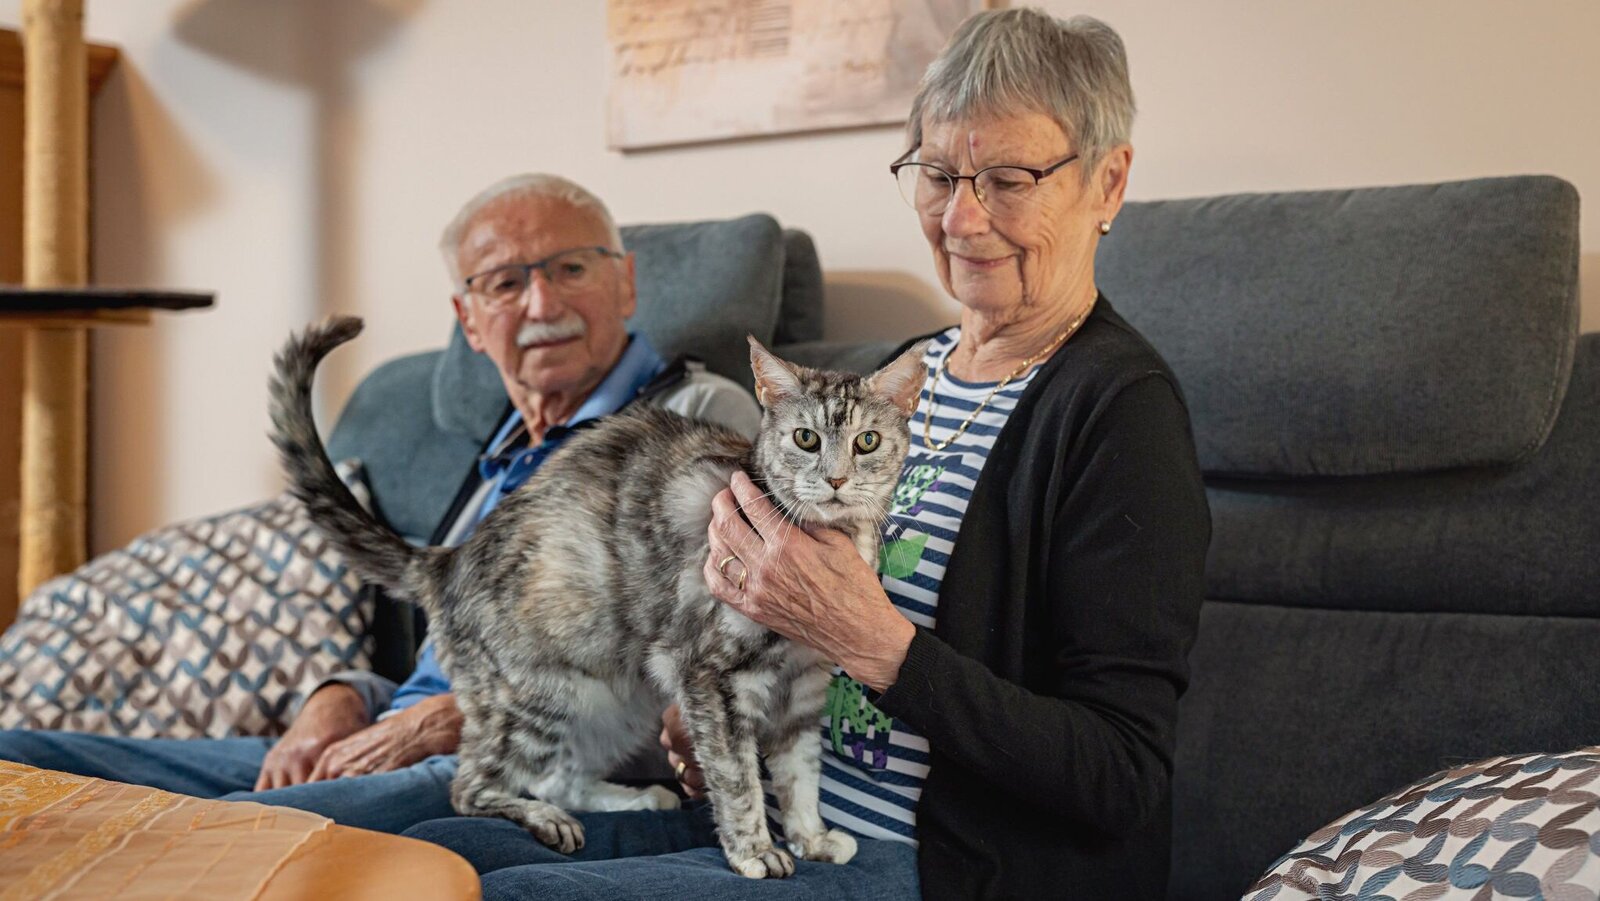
[516,317,586,349]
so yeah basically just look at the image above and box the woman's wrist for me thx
[847,611,917,693]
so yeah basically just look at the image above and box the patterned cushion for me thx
[0,463,376,738]
[1247,746,1600,900]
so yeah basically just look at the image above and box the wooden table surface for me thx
[0,761,480,900]
[261,824,481,901]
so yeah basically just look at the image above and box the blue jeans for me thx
[403,810,920,901]
[0,729,458,834]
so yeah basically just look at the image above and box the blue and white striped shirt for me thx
[813,327,1042,845]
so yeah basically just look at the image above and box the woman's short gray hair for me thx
[438,173,624,289]
[907,8,1135,177]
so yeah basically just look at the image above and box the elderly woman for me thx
[404,8,1208,900]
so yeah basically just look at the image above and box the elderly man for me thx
[0,174,760,834]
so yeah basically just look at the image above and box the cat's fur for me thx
[268,316,925,878]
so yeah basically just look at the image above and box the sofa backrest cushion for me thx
[775,229,825,344]
[327,350,480,544]
[1203,333,1600,614]
[620,214,785,386]
[1098,176,1580,478]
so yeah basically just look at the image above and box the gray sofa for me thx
[1099,176,1595,899]
[326,176,1596,899]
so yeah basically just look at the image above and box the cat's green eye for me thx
[854,431,881,454]
[793,428,820,451]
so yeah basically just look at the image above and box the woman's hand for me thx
[704,470,915,692]
[658,704,706,800]
[255,683,369,790]
[306,692,464,781]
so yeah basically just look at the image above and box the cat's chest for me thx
[727,643,827,719]
[849,528,878,568]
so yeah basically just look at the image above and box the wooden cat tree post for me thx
[19,0,88,594]
[7,0,208,603]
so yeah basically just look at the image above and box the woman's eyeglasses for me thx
[890,149,1080,218]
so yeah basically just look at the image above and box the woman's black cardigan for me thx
[876,298,1211,900]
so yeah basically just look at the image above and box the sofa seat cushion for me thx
[1172,601,1600,900]
[0,464,376,739]
[1246,746,1600,900]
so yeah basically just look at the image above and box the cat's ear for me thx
[748,336,802,408]
[867,341,930,418]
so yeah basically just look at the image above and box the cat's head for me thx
[747,337,928,527]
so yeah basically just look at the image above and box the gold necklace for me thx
[922,307,1091,452]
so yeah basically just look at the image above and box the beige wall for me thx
[0,0,1594,553]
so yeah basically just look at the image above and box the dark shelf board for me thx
[0,287,214,314]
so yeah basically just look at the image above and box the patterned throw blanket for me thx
[0,761,329,899]
[0,463,377,739]
[1247,746,1600,899]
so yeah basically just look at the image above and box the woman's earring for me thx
[1098,220,1112,235]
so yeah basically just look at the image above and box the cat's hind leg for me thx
[451,727,586,853]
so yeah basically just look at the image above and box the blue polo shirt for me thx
[385,335,667,713]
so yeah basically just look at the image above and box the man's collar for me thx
[567,333,667,427]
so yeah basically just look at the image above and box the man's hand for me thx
[659,703,706,800]
[255,683,370,790]
[307,692,464,781]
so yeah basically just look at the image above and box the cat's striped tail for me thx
[268,316,447,612]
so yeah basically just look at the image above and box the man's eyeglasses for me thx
[889,148,1080,218]
[462,246,624,311]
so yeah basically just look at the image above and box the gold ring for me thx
[736,570,747,592]
[717,554,739,576]
[675,760,688,780]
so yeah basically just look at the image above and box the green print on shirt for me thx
[882,459,943,580]
[879,533,929,580]
[825,673,893,773]
[890,463,944,516]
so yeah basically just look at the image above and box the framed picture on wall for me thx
[606,0,991,150]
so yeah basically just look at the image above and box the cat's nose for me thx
[827,477,847,490]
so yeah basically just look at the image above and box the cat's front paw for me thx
[524,806,585,854]
[728,844,796,879]
[788,828,858,864]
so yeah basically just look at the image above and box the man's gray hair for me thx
[438,173,625,289]
[906,8,1135,178]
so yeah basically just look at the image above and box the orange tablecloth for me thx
[0,760,479,900]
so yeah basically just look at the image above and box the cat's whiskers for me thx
[755,526,788,565]
[765,515,797,564]
[741,487,803,568]
[869,508,893,538]
[746,493,792,541]
[876,495,896,525]
[744,485,788,520]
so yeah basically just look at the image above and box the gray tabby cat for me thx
[269,316,925,879]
